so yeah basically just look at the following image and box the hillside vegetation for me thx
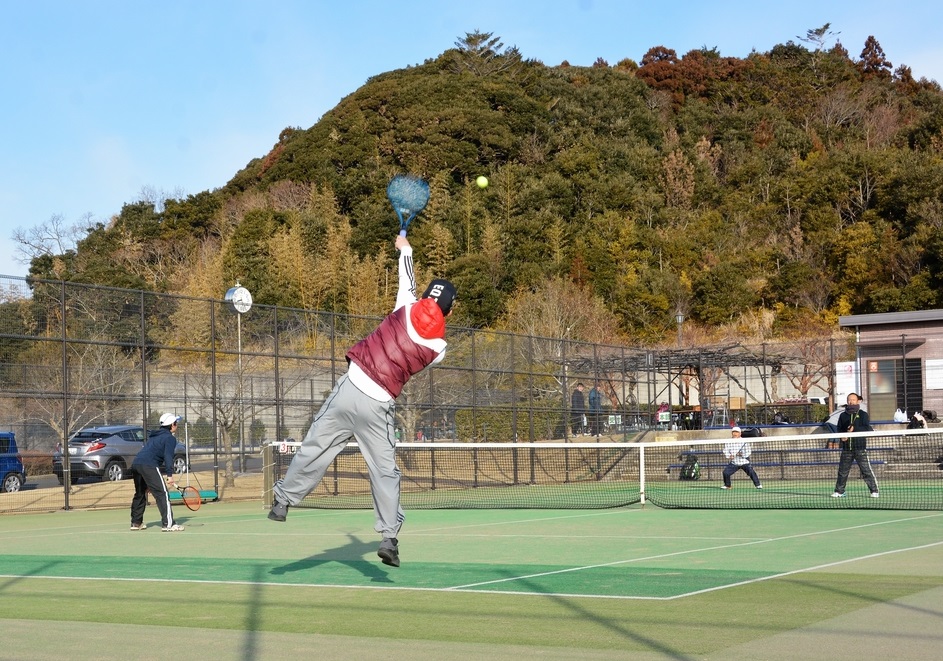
[27,29,943,345]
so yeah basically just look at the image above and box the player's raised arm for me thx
[394,235,417,310]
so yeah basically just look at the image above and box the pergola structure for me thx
[560,342,794,428]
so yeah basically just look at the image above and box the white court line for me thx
[446,512,943,591]
[0,572,657,599]
[412,507,643,533]
[669,539,943,600]
[0,506,347,539]
[4,512,941,601]
[4,537,942,602]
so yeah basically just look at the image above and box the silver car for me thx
[53,425,188,484]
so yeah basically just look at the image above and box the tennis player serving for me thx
[267,234,456,568]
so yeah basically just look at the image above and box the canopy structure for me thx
[558,342,798,427]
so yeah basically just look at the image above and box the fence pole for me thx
[139,289,148,428]
[60,281,71,510]
[274,307,282,445]
[210,300,220,495]
[262,444,273,508]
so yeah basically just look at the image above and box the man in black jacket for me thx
[571,383,586,435]
[832,393,880,498]
[129,413,184,531]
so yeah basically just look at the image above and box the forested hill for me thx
[29,29,943,345]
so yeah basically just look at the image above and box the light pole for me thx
[225,282,253,473]
[675,311,685,348]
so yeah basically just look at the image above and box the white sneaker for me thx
[870,492,880,498]
[162,524,185,532]
[129,523,147,531]
[720,485,730,490]
[755,485,763,489]
[831,492,845,498]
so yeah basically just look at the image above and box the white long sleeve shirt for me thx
[724,440,752,466]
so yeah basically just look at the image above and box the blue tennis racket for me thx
[387,174,430,237]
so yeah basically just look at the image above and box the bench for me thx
[668,446,892,480]
[168,488,218,504]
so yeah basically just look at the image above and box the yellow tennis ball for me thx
[476,175,489,188]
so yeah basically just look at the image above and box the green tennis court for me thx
[2,501,942,660]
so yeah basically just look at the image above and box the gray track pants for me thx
[273,374,404,538]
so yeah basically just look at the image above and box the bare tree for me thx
[16,339,139,450]
[178,320,328,487]
[500,276,622,344]
[182,355,272,488]
[815,84,867,140]
[661,149,696,209]
[11,283,155,447]
[863,102,902,149]
[12,213,88,264]
[779,339,832,398]
[136,185,187,213]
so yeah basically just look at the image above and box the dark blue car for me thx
[0,431,25,493]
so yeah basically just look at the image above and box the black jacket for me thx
[571,389,586,413]
[837,407,872,450]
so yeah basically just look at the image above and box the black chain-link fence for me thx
[0,275,910,512]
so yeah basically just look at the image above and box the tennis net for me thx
[263,428,943,510]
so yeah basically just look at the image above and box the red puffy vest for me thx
[345,300,444,398]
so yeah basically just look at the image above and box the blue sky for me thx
[2,1,941,279]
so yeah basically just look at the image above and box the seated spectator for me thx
[908,412,927,429]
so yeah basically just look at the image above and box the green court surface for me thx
[2,502,942,660]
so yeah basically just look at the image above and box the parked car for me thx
[52,425,188,484]
[1,431,26,493]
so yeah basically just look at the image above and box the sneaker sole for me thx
[378,550,400,567]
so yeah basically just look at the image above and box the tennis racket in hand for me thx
[387,174,430,237]
[176,485,201,511]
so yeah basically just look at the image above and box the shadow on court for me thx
[490,567,691,660]
[269,532,395,583]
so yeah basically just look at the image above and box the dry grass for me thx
[3,470,265,514]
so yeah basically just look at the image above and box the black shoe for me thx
[268,500,288,522]
[378,538,400,567]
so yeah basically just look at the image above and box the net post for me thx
[262,443,274,508]
[639,444,646,506]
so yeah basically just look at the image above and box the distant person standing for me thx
[571,383,587,435]
[721,427,762,490]
[832,393,880,498]
[588,381,603,436]
[129,413,184,532]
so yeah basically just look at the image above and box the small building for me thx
[839,309,943,421]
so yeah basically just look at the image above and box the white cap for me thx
[159,413,181,427]
[731,426,742,433]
